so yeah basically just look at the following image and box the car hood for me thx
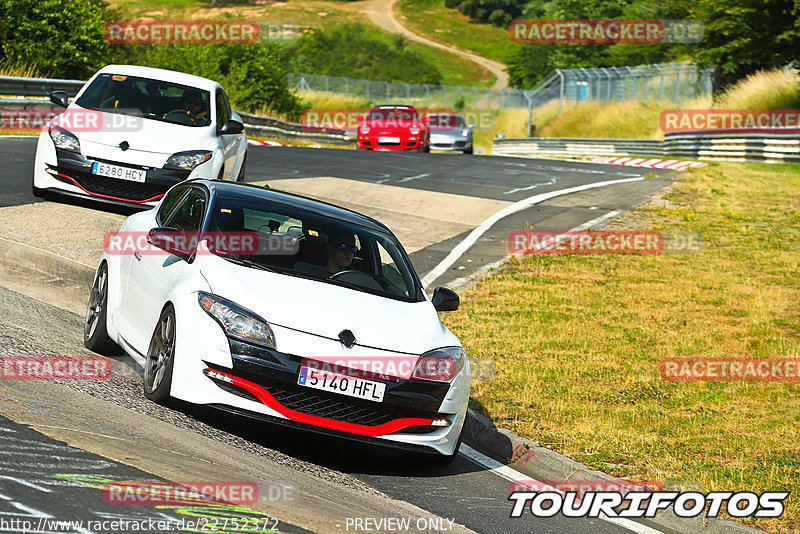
[196,254,456,355]
[67,107,214,156]
[366,120,423,134]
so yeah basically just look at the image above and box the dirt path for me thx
[362,0,509,89]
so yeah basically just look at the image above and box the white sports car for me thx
[33,65,247,208]
[84,179,470,462]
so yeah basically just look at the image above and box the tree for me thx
[0,0,113,78]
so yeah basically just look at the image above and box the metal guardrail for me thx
[664,131,800,162]
[0,75,352,144]
[493,137,664,158]
[494,132,800,163]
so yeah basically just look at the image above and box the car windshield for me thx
[76,73,212,127]
[209,195,422,302]
[428,114,466,131]
[367,108,419,122]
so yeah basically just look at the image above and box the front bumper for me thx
[357,136,423,151]
[429,136,471,151]
[42,147,191,205]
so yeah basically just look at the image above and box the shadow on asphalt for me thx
[170,400,488,478]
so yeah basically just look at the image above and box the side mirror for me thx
[219,119,244,135]
[468,124,475,129]
[147,227,193,257]
[50,91,69,108]
[356,115,364,123]
[432,286,459,312]
[422,116,430,123]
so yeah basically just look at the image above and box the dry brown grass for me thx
[443,162,800,533]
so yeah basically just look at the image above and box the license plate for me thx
[378,136,400,144]
[297,366,386,402]
[91,162,146,183]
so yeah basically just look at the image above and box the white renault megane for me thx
[84,180,469,462]
[33,65,247,208]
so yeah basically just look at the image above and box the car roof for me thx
[194,180,392,234]
[95,65,220,92]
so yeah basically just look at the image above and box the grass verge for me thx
[106,0,492,86]
[395,0,516,65]
[443,162,800,533]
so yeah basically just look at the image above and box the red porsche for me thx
[356,105,430,152]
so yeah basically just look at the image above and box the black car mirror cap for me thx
[50,91,69,108]
[432,286,460,312]
[219,119,244,135]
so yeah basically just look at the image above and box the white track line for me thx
[460,444,668,534]
[420,177,645,287]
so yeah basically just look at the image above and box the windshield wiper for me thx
[224,257,275,272]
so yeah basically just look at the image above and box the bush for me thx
[129,44,303,118]
[289,24,442,85]
[0,0,114,78]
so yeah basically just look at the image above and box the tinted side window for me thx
[157,187,188,225]
[216,90,231,129]
[164,189,205,232]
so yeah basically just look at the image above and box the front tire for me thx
[84,263,118,354]
[144,305,177,405]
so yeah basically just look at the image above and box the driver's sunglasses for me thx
[336,243,358,253]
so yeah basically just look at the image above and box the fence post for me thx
[344,77,348,97]
[406,83,411,100]
[654,64,665,101]
[366,80,370,101]
[386,81,390,103]
[324,75,328,92]
[557,69,565,115]
[674,64,681,102]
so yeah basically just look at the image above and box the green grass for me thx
[106,0,492,87]
[395,0,516,65]
[444,162,800,533]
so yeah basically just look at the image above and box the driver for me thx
[180,91,208,124]
[325,233,357,276]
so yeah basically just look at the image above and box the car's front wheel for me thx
[144,305,177,404]
[84,263,118,354]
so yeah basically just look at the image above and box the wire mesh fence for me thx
[288,62,712,113]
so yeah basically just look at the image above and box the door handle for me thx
[134,252,142,261]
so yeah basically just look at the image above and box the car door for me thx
[114,185,189,348]
[215,89,240,179]
[124,186,207,355]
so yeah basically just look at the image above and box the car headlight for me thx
[409,125,421,135]
[48,124,80,152]
[164,150,212,171]
[359,124,370,135]
[412,346,465,382]
[461,128,470,137]
[198,292,276,349]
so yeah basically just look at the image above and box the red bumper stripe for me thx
[54,171,165,204]
[211,369,434,437]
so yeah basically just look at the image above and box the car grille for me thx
[53,170,167,202]
[263,383,397,426]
